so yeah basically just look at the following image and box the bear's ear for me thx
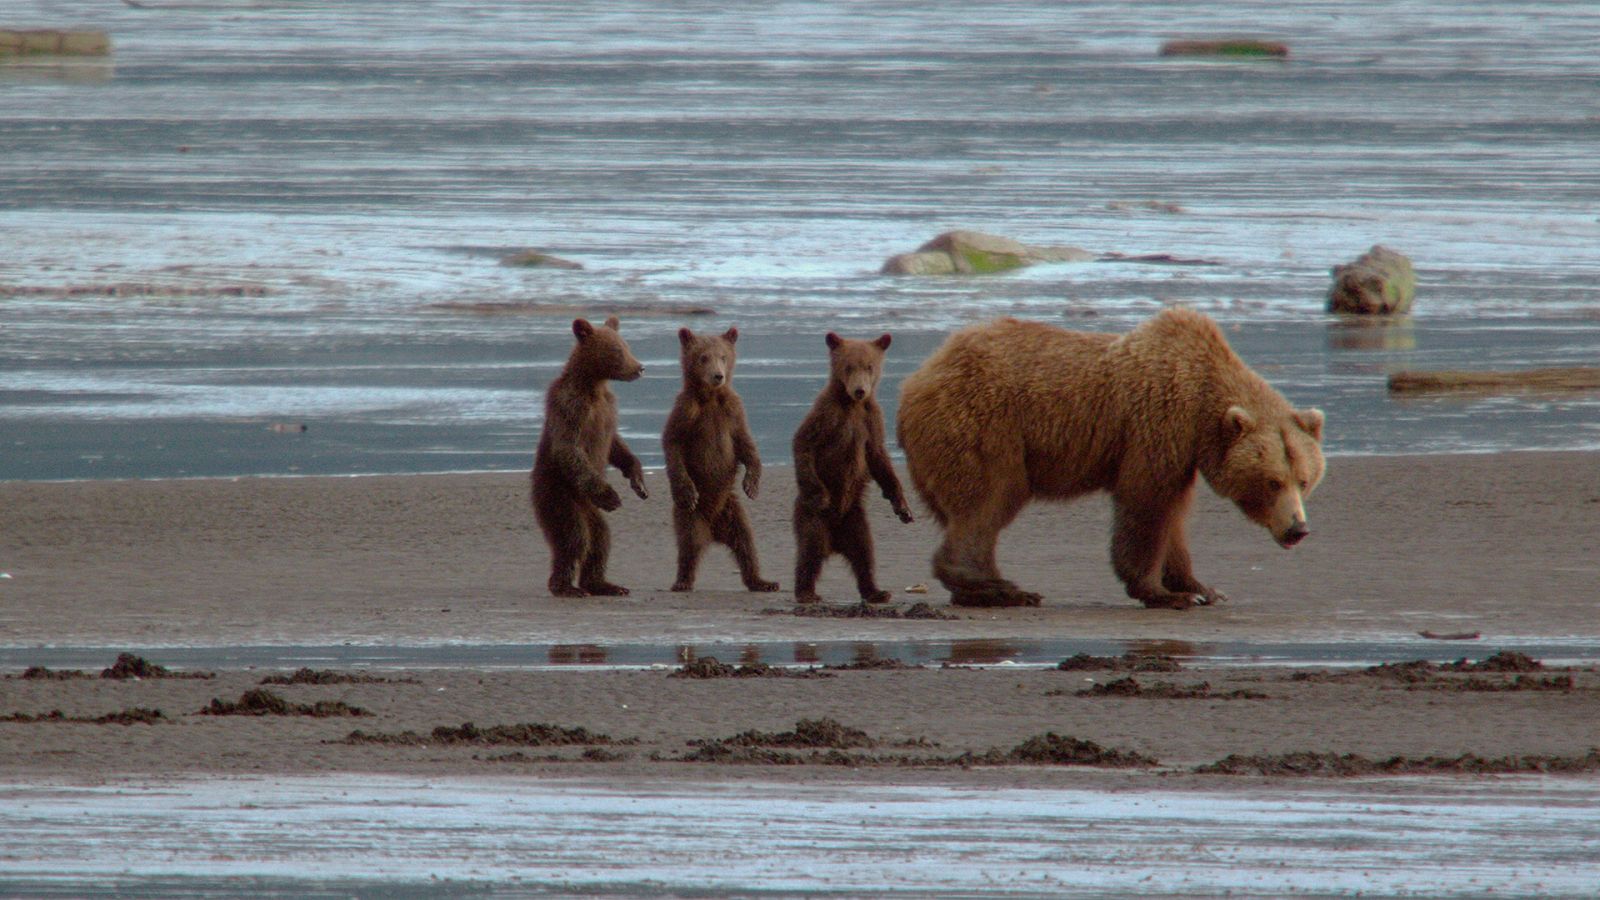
[1294,408,1325,441]
[572,318,594,341]
[678,327,695,347]
[722,326,738,344]
[825,332,843,350]
[603,316,621,331]
[874,333,892,350]
[1223,405,1255,439]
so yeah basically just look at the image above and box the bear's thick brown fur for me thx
[662,326,779,592]
[530,316,649,597]
[791,332,915,604]
[897,308,1325,610]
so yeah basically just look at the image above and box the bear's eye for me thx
[700,355,710,364]
[1267,478,1284,492]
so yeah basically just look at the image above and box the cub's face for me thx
[826,332,891,403]
[571,316,644,382]
[1212,405,1326,548]
[679,327,738,390]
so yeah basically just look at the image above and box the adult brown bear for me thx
[897,308,1324,610]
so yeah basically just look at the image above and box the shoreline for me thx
[3,450,1598,649]
[3,449,1597,785]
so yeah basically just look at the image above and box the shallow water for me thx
[4,0,1600,479]
[2,775,1597,897]
[5,636,1599,672]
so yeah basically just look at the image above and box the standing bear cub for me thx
[792,332,915,604]
[530,316,649,598]
[897,308,1324,610]
[662,326,779,593]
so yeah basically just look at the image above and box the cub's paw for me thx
[670,580,694,592]
[862,589,892,604]
[794,591,823,605]
[580,581,630,597]
[746,579,781,593]
[628,473,649,500]
[893,504,915,524]
[593,485,622,511]
[742,472,760,500]
[549,583,589,598]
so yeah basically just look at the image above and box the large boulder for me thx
[500,249,583,270]
[881,230,1093,276]
[1327,245,1415,315]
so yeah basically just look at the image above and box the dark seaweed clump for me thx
[340,721,625,747]
[259,668,420,686]
[1197,748,1600,777]
[2,707,166,725]
[669,657,832,679]
[102,653,214,680]
[1075,677,1267,700]
[199,689,368,717]
[1057,652,1183,673]
[663,720,1155,769]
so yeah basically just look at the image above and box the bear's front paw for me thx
[593,485,622,511]
[674,487,699,510]
[629,472,649,500]
[742,472,760,500]
[893,503,914,524]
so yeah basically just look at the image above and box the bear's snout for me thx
[709,371,725,386]
[852,387,867,400]
[1277,520,1309,548]
[620,364,644,382]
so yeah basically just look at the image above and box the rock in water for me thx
[881,230,1092,276]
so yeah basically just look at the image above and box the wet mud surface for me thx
[2,651,1598,782]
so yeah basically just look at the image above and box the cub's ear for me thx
[874,333,892,350]
[603,316,621,331]
[678,327,695,347]
[722,326,739,344]
[572,318,594,340]
[825,332,843,350]
[1294,408,1325,441]
[1223,405,1255,438]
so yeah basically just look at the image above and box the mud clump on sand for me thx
[669,657,833,679]
[825,657,923,671]
[1057,652,1183,673]
[1074,677,1268,700]
[769,602,959,621]
[479,747,630,764]
[199,689,368,718]
[1198,748,1600,777]
[1001,733,1157,768]
[259,668,421,686]
[1410,674,1574,693]
[3,707,166,725]
[713,718,877,750]
[17,666,96,681]
[666,720,1153,769]
[101,653,214,680]
[340,721,627,747]
[1444,650,1543,673]
[1293,651,1551,685]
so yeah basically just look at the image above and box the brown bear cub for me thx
[791,332,915,604]
[898,308,1324,610]
[662,326,779,593]
[530,316,649,598]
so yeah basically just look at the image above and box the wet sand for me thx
[1,452,1598,783]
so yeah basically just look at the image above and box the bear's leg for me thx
[536,493,589,598]
[792,506,831,604]
[577,506,629,596]
[832,502,889,603]
[670,506,711,592]
[715,499,780,592]
[931,489,1040,607]
[1111,501,1197,610]
[1159,481,1227,605]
